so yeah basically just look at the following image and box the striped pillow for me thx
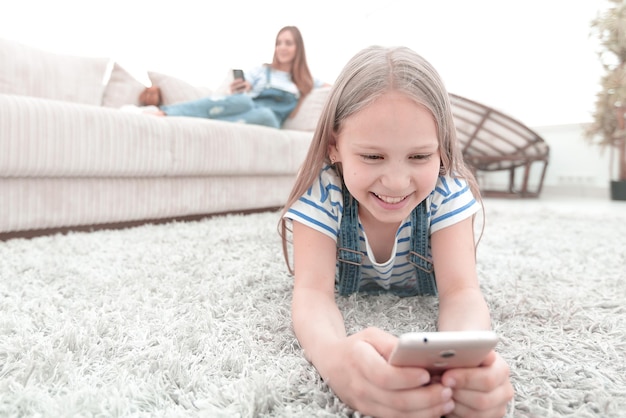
[0,38,109,106]
[148,71,213,105]
[282,86,331,132]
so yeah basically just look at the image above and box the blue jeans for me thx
[160,94,280,128]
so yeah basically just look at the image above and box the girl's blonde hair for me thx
[278,45,482,273]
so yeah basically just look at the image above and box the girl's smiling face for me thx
[330,91,441,228]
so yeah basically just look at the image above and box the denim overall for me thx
[252,66,298,125]
[160,67,297,128]
[336,184,437,297]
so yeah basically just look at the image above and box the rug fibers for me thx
[0,198,625,417]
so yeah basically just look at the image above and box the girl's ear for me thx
[328,132,337,147]
[327,144,339,163]
[328,133,339,161]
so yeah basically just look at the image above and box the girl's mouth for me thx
[373,193,408,204]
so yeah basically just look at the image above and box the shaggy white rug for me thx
[1,198,625,417]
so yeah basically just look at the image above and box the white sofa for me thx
[0,38,330,237]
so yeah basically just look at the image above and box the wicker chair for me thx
[450,93,550,198]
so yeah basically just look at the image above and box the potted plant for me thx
[586,0,626,200]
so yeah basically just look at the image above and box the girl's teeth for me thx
[375,194,405,204]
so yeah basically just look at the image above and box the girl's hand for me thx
[441,351,514,417]
[318,327,456,418]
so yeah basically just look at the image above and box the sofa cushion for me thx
[102,63,147,108]
[148,71,213,105]
[283,87,331,132]
[0,38,109,105]
[0,94,313,177]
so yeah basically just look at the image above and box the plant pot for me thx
[610,180,626,201]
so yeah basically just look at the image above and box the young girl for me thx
[152,26,327,128]
[279,46,514,417]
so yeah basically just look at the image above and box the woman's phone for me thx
[233,69,245,81]
[388,331,498,372]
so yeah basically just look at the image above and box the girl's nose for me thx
[380,162,411,191]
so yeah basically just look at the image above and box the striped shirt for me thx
[284,165,480,293]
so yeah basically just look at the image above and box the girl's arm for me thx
[430,216,491,331]
[291,220,346,366]
[290,220,456,417]
[431,216,514,416]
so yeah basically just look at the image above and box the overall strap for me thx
[265,66,272,88]
[336,183,437,296]
[408,201,437,296]
[337,182,362,296]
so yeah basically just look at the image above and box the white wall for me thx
[479,123,612,198]
[0,1,607,128]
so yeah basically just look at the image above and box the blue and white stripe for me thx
[285,165,479,292]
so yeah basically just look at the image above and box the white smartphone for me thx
[388,331,498,372]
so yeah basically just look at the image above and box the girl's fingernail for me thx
[442,387,453,401]
[443,400,455,414]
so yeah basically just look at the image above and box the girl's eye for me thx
[361,154,382,160]
[411,154,432,161]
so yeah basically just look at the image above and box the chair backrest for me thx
[450,93,550,171]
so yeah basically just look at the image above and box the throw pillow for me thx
[148,71,213,105]
[102,63,147,108]
[0,38,109,106]
[282,87,331,132]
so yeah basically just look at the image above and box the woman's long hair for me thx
[272,26,314,97]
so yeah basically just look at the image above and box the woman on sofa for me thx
[151,26,328,129]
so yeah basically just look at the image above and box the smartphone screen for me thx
[233,69,245,81]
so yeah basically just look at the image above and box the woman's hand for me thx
[316,327,456,418]
[441,351,514,417]
[229,78,249,93]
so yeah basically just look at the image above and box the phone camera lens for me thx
[440,350,456,358]
[423,337,428,343]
